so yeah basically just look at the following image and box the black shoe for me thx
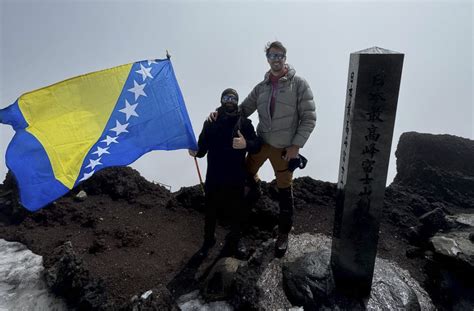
[275,233,289,258]
[199,238,216,256]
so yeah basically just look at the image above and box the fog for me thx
[1,0,472,191]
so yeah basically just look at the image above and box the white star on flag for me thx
[128,80,147,100]
[136,64,153,81]
[101,135,118,146]
[86,158,102,170]
[110,120,129,135]
[93,146,110,157]
[119,100,139,121]
[147,59,158,65]
[79,170,95,182]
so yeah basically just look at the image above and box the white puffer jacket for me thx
[240,65,316,148]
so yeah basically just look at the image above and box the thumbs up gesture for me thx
[233,130,247,149]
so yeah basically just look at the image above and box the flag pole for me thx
[193,157,205,195]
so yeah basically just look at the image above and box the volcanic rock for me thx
[75,190,88,202]
[394,132,474,208]
[0,171,28,224]
[450,213,474,227]
[201,257,243,301]
[172,185,205,212]
[230,239,277,310]
[44,241,111,310]
[282,249,335,309]
[80,167,172,208]
[431,231,474,270]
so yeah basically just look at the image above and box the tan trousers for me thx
[245,143,293,189]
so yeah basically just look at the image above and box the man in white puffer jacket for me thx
[240,41,316,257]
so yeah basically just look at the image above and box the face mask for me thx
[224,102,238,114]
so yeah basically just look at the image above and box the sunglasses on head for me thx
[222,95,238,103]
[266,53,286,61]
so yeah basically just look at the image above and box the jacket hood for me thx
[263,64,296,83]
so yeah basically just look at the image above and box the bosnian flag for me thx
[0,59,197,211]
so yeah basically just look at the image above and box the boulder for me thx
[368,259,423,310]
[449,213,474,227]
[425,234,474,310]
[430,231,474,270]
[80,167,171,206]
[0,171,29,223]
[201,257,243,301]
[282,250,335,310]
[253,234,332,310]
[393,132,474,209]
[44,241,111,310]
[173,185,205,212]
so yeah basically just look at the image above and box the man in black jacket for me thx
[189,88,261,256]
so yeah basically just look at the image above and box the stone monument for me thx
[330,47,404,297]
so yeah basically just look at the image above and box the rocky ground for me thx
[0,132,472,310]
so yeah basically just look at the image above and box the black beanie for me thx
[221,88,239,102]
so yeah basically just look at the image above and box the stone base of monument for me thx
[256,233,435,311]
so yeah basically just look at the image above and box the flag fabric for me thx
[0,59,197,211]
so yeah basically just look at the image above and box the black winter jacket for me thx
[195,107,261,191]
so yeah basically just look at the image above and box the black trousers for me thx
[204,186,248,242]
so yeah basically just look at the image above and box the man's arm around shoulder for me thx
[240,84,261,118]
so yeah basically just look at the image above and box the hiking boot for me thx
[275,233,289,258]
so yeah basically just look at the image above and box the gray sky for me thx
[1,0,472,192]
